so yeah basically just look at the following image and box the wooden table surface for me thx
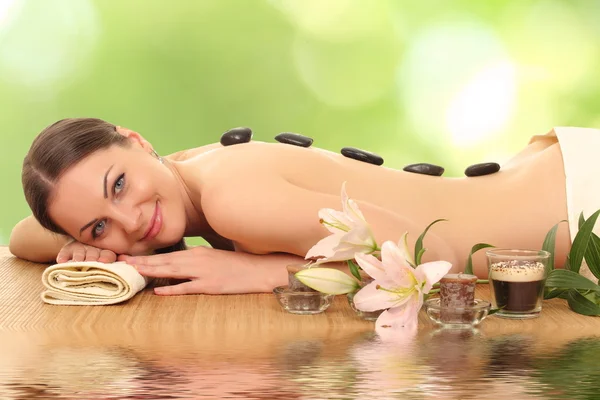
[1,246,599,341]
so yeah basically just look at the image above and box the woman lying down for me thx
[10,118,596,295]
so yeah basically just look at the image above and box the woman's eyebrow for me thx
[103,164,114,198]
[79,219,98,236]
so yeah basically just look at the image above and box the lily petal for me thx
[375,294,422,332]
[414,260,452,293]
[380,241,415,287]
[399,232,415,267]
[305,233,344,261]
[336,227,377,251]
[352,280,400,312]
[318,208,353,234]
[295,267,359,295]
[354,253,388,282]
[340,182,368,223]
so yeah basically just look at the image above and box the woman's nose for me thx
[112,205,143,234]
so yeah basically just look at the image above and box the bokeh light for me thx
[0,0,99,91]
[397,18,511,147]
[446,60,517,147]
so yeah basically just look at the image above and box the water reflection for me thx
[0,328,599,399]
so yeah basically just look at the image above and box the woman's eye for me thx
[93,220,106,238]
[114,174,125,194]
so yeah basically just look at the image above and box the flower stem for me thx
[476,279,489,284]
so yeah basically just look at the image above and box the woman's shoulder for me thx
[164,142,223,162]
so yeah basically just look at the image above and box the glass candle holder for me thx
[486,249,550,319]
[273,286,335,315]
[424,298,491,328]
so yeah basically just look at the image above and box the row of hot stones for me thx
[220,127,500,178]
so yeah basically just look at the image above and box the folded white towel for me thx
[41,261,149,305]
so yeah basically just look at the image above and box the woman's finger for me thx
[56,250,72,263]
[122,253,173,266]
[84,247,101,262]
[134,263,192,279]
[154,281,198,296]
[71,246,86,262]
[98,250,117,263]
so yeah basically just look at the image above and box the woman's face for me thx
[48,143,187,256]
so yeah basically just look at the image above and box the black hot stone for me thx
[274,132,313,147]
[464,162,500,177]
[340,147,384,166]
[220,127,252,146]
[403,163,445,177]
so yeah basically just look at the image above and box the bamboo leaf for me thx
[544,287,568,300]
[415,248,427,267]
[414,219,447,265]
[569,210,600,273]
[545,269,600,292]
[541,220,566,273]
[576,214,600,279]
[566,289,600,316]
[347,259,362,282]
[585,233,600,279]
[464,243,495,275]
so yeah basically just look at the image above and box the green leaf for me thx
[414,219,447,265]
[545,269,600,292]
[577,214,600,278]
[578,213,600,279]
[569,209,600,273]
[585,233,600,279]
[566,289,600,316]
[347,259,362,282]
[544,287,568,300]
[415,248,426,267]
[464,243,495,275]
[541,220,566,273]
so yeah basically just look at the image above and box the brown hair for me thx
[22,117,186,253]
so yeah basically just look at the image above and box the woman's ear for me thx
[116,126,154,152]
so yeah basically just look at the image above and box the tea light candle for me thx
[440,273,478,308]
[439,273,478,324]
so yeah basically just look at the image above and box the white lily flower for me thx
[305,182,379,264]
[353,240,452,333]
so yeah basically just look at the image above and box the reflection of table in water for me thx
[1,246,600,399]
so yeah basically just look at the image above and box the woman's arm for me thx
[9,216,70,262]
[120,246,345,294]
[9,216,117,264]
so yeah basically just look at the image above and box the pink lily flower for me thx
[352,239,451,334]
[305,182,378,264]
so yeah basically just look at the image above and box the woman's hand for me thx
[56,239,117,263]
[118,246,293,295]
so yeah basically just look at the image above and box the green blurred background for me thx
[1,0,599,246]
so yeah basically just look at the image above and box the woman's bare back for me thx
[170,137,570,276]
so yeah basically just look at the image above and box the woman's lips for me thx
[142,202,162,241]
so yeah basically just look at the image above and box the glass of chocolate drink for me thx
[486,249,550,319]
